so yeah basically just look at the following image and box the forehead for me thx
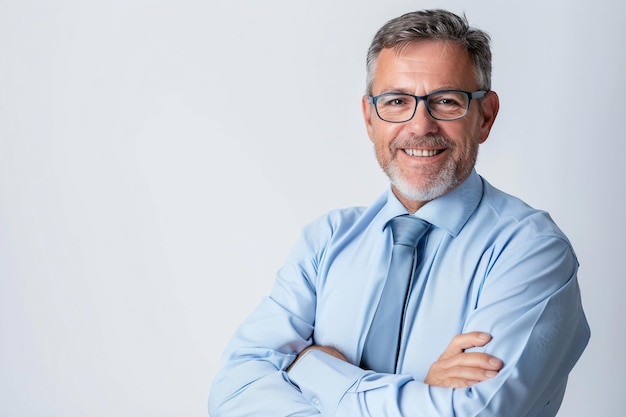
[372,40,477,94]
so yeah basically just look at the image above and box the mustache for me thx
[390,135,455,152]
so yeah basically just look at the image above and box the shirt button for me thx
[311,397,320,406]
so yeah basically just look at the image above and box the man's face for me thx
[362,40,499,212]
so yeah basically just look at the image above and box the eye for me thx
[378,94,412,107]
[428,91,469,110]
[431,95,462,107]
[439,97,459,105]
[426,91,470,119]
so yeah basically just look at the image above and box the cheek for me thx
[371,127,398,165]
[370,123,393,148]
[447,121,482,154]
[378,121,406,141]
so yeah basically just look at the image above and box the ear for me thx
[477,91,500,144]
[362,95,376,143]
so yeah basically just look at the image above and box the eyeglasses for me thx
[368,90,487,123]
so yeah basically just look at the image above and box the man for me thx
[208,9,589,416]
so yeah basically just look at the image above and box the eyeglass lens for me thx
[375,91,470,122]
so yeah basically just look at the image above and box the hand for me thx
[424,332,503,388]
[287,345,348,372]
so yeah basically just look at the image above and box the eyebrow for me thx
[374,86,464,96]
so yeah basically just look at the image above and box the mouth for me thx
[402,148,445,157]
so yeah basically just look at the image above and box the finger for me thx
[431,375,491,389]
[441,332,493,357]
[425,356,501,388]
[315,345,348,362]
[448,352,503,371]
[428,352,502,383]
[425,364,496,388]
[442,363,500,381]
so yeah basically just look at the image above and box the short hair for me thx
[365,9,492,94]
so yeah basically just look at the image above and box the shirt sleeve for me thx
[287,230,590,416]
[208,298,322,416]
[208,214,336,417]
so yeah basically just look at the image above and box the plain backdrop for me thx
[1,0,624,416]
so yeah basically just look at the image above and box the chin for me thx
[393,178,453,203]
[388,162,459,203]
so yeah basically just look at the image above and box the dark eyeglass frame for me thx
[368,90,488,123]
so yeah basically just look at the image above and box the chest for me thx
[312,229,492,378]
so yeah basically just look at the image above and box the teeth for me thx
[404,148,440,157]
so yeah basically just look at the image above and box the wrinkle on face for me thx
[363,40,497,212]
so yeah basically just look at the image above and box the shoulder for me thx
[468,179,582,304]
[479,177,570,243]
[302,206,368,242]
[283,206,370,273]
[300,189,390,243]
[474,178,578,277]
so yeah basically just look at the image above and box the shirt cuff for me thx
[287,349,363,415]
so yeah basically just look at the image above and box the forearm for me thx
[286,276,588,417]
[288,350,439,416]
[209,364,321,417]
[208,299,319,416]
[208,216,333,416]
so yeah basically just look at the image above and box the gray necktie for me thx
[360,215,431,373]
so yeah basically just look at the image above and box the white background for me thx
[1,0,623,416]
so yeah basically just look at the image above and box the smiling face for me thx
[362,40,499,212]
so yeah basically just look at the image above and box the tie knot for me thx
[389,215,431,247]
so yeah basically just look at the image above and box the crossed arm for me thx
[210,279,587,416]
[289,332,503,389]
[209,326,507,417]
[209,214,589,416]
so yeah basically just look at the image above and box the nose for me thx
[405,100,439,136]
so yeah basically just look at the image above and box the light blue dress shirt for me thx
[208,170,590,416]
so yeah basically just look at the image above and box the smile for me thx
[403,148,444,157]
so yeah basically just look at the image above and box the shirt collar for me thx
[381,170,483,237]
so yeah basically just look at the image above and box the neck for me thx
[391,186,430,213]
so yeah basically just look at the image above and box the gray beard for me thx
[387,154,458,203]
[381,134,477,205]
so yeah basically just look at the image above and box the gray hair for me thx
[365,9,492,94]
